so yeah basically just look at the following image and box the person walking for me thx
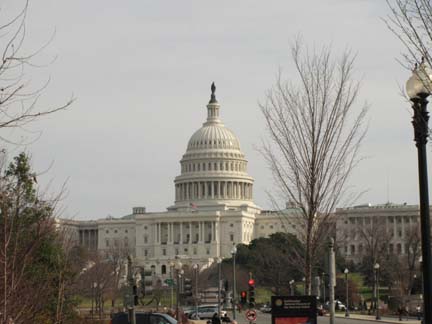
[404,304,409,321]
[398,305,403,321]
[212,312,221,324]
[416,304,422,320]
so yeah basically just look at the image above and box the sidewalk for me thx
[334,313,421,324]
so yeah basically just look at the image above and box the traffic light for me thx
[248,278,255,308]
[183,278,193,297]
[140,268,154,296]
[133,285,139,306]
[240,290,247,304]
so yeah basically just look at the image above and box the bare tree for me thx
[104,243,131,307]
[385,0,432,70]
[0,0,72,143]
[356,217,391,268]
[260,40,368,294]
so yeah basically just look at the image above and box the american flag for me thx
[190,202,197,209]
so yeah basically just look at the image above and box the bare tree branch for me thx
[260,40,368,294]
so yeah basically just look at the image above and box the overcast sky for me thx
[1,0,423,220]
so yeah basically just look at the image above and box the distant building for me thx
[335,203,422,264]
[59,85,288,274]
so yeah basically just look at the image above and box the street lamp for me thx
[217,258,222,318]
[289,280,295,296]
[302,277,306,295]
[231,246,237,320]
[344,268,349,318]
[419,256,424,301]
[406,60,432,324]
[174,260,183,320]
[374,263,380,320]
[170,261,175,310]
[322,272,326,303]
[92,282,97,319]
[192,263,199,316]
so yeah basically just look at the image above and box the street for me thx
[229,311,422,324]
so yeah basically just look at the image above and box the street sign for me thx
[245,309,257,322]
[164,279,174,287]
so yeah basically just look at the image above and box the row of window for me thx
[105,228,129,234]
[158,246,211,257]
[189,139,237,149]
[343,224,418,240]
[105,237,129,247]
[344,215,418,225]
[181,161,246,173]
[345,242,412,255]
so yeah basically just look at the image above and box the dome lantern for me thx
[206,82,221,125]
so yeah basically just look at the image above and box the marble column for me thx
[189,222,192,244]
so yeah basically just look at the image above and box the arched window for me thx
[161,265,167,275]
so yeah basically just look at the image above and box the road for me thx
[230,311,422,324]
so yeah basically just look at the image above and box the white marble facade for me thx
[62,85,287,274]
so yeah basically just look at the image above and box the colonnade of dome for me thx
[173,84,254,207]
[175,180,253,201]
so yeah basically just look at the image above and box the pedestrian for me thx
[416,304,422,320]
[221,313,231,323]
[398,304,403,321]
[211,312,221,324]
[404,304,409,321]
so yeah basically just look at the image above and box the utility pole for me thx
[328,238,335,324]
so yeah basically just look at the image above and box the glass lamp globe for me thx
[344,268,349,274]
[406,62,432,99]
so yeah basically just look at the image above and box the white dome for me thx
[172,83,255,210]
[187,124,241,152]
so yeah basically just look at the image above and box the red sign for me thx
[246,309,257,321]
[275,318,309,324]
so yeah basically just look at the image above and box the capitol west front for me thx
[63,85,285,274]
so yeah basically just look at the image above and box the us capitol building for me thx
[61,84,286,274]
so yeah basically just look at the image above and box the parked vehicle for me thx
[335,300,346,311]
[259,305,271,313]
[324,300,346,311]
[187,305,227,319]
[110,312,177,324]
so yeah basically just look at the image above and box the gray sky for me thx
[2,0,423,219]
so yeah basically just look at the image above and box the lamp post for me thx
[170,261,175,310]
[419,256,424,301]
[174,260,183,320]
[344,268,349,318]
[217,258,222,318]
[289,280,295,296]
[406,60,432,324]
[374,263,380,320]
[231,246,237,320]
[92,282,97,319]
[322,272,326,303]
[302,277,306,295]
[192,263,199,316]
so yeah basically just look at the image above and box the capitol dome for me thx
[173,83,254,209]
